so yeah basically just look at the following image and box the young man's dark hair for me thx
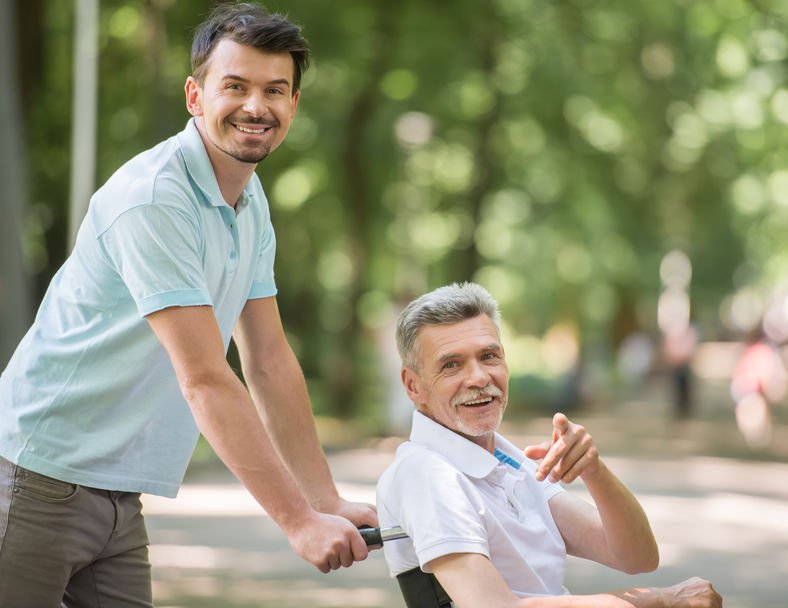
[191,2,310,91]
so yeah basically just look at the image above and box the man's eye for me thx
[482,352,499,361]
[442,361,458,370]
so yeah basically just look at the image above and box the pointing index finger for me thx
[552,412,569,437]
[533,415,565,481]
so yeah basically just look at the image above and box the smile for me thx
[233,123,270,135]
[459,397,494,407]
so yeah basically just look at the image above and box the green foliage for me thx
[18,0,788,424]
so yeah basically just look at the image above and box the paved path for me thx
[143,380,788,607]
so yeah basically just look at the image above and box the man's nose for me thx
[242,91,267,117]
[464,360,491,388]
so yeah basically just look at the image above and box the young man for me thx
[377,282,722,607]
[0,4,376,606]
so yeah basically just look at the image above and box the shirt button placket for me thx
[504,473,520,515]
[223,208,239,273]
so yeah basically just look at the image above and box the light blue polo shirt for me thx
[0,119,277,497]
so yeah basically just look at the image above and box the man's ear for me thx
[290,89,301,118]
[185,76,203,117]
[401,366,424,404]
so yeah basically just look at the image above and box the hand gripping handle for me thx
[359,526,408,546]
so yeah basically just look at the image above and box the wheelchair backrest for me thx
[396,567,453,608]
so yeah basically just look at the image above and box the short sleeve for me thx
[383,450,490,571]
[98,203,212,316]
[248,212,277,300]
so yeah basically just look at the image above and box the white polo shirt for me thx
[377,411,570,597]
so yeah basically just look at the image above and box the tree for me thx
[0,0,32,366]
[15,0,788,423]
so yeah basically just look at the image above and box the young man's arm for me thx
[232,295,378,527]
[429,553,721,608]
[146,304,369,572]
[525,413,659,573]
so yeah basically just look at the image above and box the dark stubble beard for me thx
[227,147,270,164]
[212,119,278,164]
[216,138,272,164]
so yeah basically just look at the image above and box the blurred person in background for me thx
[378,282,722,607]
[661,323,699,420]
[0,4,376,606]
[730,328,787,450]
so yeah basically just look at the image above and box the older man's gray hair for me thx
[396,282,501,371]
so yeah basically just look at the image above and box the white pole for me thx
[68,0,99,249]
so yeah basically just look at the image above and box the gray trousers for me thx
[0,455,153,607]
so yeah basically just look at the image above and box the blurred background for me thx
[1,0,788,606]
[4,0,788,433]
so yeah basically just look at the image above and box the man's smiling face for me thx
[401,314,509,452]
[186,39,300,165]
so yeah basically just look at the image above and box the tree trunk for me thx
[451,8,504,283]
[0,0,32,366]
[330,4,398,418]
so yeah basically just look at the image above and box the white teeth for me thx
[235,124,267,134]
[463,398,492,406]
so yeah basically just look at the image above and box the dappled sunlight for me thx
[143,486,260,517]
[154,573,394,608]
[652,542,686,568]
[563,456,788,606]
[143,482,375,518]
[146,478,399,607]
[152,544,289,572]
[643,493,788,554]
[144,477,390,605]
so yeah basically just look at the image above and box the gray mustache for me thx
[452,386,503,407]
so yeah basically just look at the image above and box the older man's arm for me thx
[525,413,659,573]
[428,553,721,608]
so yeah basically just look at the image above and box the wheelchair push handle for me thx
[359,526,453,606]
[359,525,408,546]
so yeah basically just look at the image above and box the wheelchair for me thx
[360,526,453,608]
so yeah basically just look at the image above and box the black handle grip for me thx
[359,526,383,546]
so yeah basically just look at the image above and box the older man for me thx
[377,282,721,607]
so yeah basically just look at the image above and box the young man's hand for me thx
[286,511,370,573]
[324,497,378,529]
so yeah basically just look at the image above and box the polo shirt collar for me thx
[176,118,258,209]
[410,410,508,479]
